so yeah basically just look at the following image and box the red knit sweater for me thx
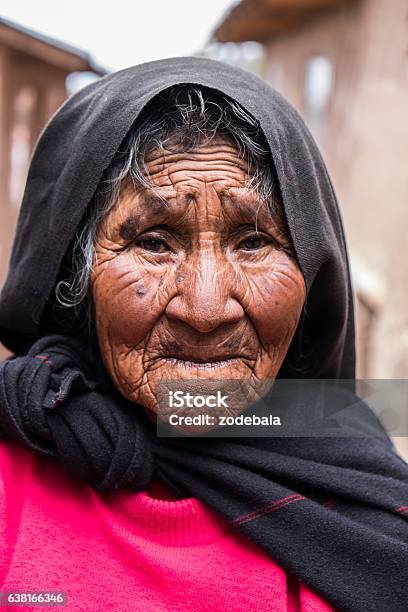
[0,441,334,611]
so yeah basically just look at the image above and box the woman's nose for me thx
[165,254,244,333]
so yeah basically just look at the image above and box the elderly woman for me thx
[0,58,407,612]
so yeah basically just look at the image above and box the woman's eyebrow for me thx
[219,191,265,219]
[118,192,174,240]
[119,213,141,240]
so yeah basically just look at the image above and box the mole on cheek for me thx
[135,283,146,297]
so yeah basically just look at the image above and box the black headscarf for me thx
[0,58,407,612]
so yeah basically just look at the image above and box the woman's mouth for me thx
[162,356,244,369]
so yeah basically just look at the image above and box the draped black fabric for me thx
[0,335,407,612]
[0,57,354,380]
[0,57,407,611]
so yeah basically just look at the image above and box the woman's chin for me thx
[130,361,275,435]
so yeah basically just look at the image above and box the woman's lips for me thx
[162,356,244,369]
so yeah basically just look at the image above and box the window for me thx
[303,55,334,143]
[9,86,38,207]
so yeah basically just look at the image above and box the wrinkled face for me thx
[91,137,306,420]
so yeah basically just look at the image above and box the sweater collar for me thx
[95,480,232,547]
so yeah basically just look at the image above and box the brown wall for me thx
[262,0,408,456]
[0,31,82,362]
[263,0,408,378]
[0,45,67,285]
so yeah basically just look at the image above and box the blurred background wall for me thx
[0,0,407,455]
[212,0,408,382]
[0,17,105,286]
[210,0,408,457]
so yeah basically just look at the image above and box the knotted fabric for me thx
[1,335,407,612]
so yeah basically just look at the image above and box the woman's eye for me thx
[137,238,170,253]
[237,235,269,250]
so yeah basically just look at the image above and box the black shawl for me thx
[0,57,407,612]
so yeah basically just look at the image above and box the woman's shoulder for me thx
[0,439,99,550]
[0,439,89,506]
[0,439,39,482]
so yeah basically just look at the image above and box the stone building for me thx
[213,0,408,454]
